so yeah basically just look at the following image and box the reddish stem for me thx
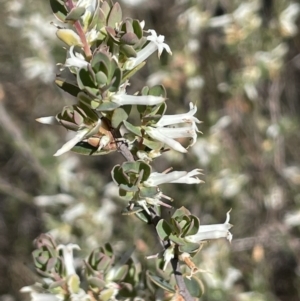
[66,0,92,59]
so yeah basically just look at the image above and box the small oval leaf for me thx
[107,2,122,28]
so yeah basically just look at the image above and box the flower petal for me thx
[54,129,90,156]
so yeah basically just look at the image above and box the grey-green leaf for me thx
[107,2,122,28]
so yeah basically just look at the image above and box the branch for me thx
[149,208,194,301]
[171,257,194,301]
[117,140,135,162]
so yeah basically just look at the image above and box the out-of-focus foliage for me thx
[0,0,300,301]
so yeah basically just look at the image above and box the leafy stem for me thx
[65,0,92,59]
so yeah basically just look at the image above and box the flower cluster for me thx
[29,0,233,300]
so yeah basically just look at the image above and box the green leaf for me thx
[142,137,164,150]
[146,102,167,118]
[88,277,106,290]
[46,257,58,272]
[95,71,108,86]
[96,101,119,111]
[122,61,146,82]
[110,67,122,92]
[111,106,131,128]
[71,141,115,156]
[139,187,158,198]
[77,68,97,91]
[121,32,139,45]
[107,2,122,28]
[89,1,105,31]
[122,161,151,179]
[55,77,81,97]
[91,52,111,73]
[149,85,166,97]
[65,6,86,21]
[113,265,129,281]
[100,1,111,20]
[180,216,192,236]
[170,219,182,235]
[102,243,114,258]
[119,183,139,192]
[172,206,191,219]
[50,0,68,22]
[169,233,186,246]
[134,210,151,223]
[99,289,116,301]
[56,29,83,47]
[123,120,142,136]
[156,220,172,240]
[141,86,149,96]
[147,272,175,293]
[111,164,129,185]
[121,19,133,33]
[106,26,118,43]
[132,19,143,39]
[120,45,137,58]
[184,276,204,298]
[178,242,201,254]
[185,215,200,236]
[78,92,93,107]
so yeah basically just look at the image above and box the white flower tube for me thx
[124,29,172,70]
[57,244,80,276]
[112,93,166,106]
[185,210,233,243]
[145,124,198,153]
[36,116,58,125]
[155,103,201,127]
[54,128,90,157]
[65,46,89,69]
[144,169,203,186]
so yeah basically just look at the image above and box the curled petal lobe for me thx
[65,46,89,69]
[155,103,201,127]
[124,29,172,70]
[57,244,80,276]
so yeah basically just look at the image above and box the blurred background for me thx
[0,0,300,300]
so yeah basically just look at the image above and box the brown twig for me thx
[171,257,194,301]
[148,208,194,301]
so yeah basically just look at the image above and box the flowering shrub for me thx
[22,1,234,300]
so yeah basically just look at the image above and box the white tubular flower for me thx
[85,27,100,45]
[279,3,300,37]
[145,124,198,153]
[36,116,58,125]
[57,244,80,276]
[54,128,90,156]
[156,103,201,127]
[65,46,89,69]
[185,210,233,243]
[112,93,166,106]
[144,169,203,187]
[124,29,172,70]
